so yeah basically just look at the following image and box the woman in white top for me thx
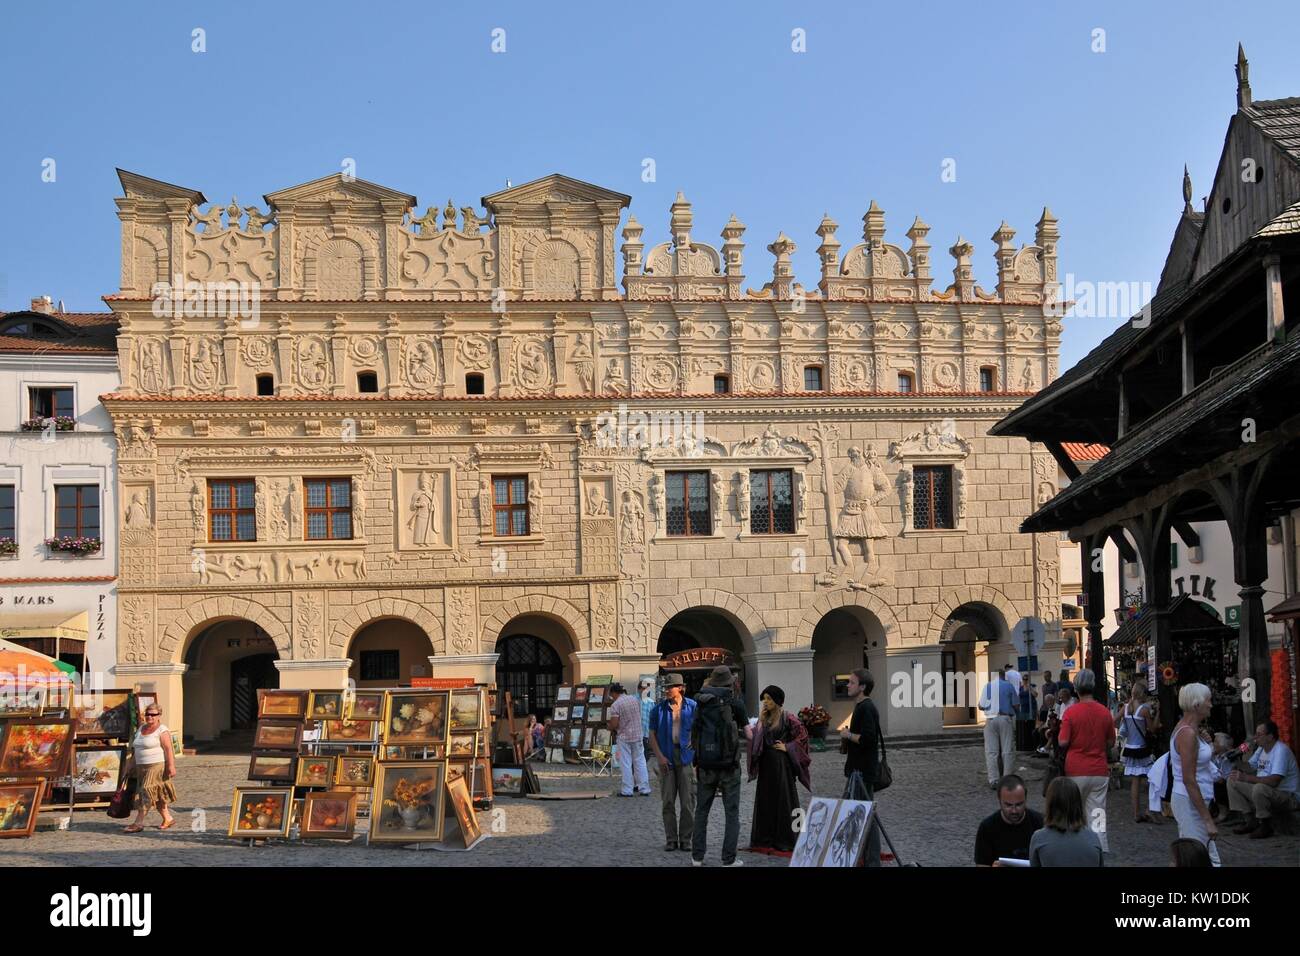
[1118,682,1159,823]
[1170,682,1219,866]
[124,704,178,832]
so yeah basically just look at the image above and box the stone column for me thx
[569,650,622,683]
[748,648,816,717]
[274,659,353,692]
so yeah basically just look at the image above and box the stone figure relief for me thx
[710,471,724,531]
[458,333,493,371]
[1020,358,1037,390]
[899,466,915,524]
[405,339,440,390]
[601,358,628,396]
[795,471,807,526]
[189,336,224,391]
[351,476,365,539]
[288,480,304,539]
[649,473,666,535]
[243,336,274,368]
[137,338,166,393]
[528,476,542,526]
[585,482,610,516]
[513,336,553,392]
[190,480,206,537]
[834,445,890,586]
[326,553,368,579]
[619,490,645,549]
[297,337,330,390]
[955,465,967,521]
[125,490,152,528]
[734,471,750,529]
[407,473,440,546]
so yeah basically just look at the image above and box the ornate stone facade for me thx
[105,170,1064,740]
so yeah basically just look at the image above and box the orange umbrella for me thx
[0,649,69,679]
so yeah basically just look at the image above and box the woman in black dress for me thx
[746,685,811,856]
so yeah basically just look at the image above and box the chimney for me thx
[30,295,55,314]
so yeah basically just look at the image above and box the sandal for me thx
[159,818,176,830]
[124,824,145,833]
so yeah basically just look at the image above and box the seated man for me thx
[1225,720,1300,839]
[974,774,1044,866]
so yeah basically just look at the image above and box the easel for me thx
[843,774,904,867]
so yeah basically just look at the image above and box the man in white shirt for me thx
[1226,720,1300,839]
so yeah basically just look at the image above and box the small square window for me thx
[256,374,275,396]
[897,372,914,393]
[466,373,485,395]
[803,367,823,391]
[357,371,378,393]
[713,375,730,394]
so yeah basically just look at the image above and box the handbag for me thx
[1121,706,1152,760]
[874,723,892,792]
[107,775,137,819]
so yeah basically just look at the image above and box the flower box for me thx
[0,537,17,556]
[21,417,76,432]
[45,536,101,556]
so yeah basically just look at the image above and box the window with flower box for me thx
[0,485,15,553]
[54,485,99,538]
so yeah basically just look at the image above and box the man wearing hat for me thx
[647,673,697,852]
[690,664,750,867]
[607,682,651,797]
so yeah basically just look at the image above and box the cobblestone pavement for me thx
[3,744,1296,866]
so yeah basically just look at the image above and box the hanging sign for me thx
[660,647,735,670]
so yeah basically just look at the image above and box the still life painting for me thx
[382,691,447,745]
[371,761,446,843]
[228,787,292,839]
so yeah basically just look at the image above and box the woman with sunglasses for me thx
[123,705,178,832]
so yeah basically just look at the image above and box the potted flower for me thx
[798,704,831,745]
[21,417,76,432]
[0,537,17,556]
[45,535,102,556]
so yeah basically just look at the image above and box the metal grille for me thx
[666,471,710,536]
[913,465,954,530]
[750,469,794,534]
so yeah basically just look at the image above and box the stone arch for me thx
[926,585,1020,646]
[160,595,291,664]
[329,598,445,658]
[481,594,588,653]
[131,234,166,294]
[650,588,771,655]
[794,589,903,648]
[520,236,588,297]
[300,230,380,299]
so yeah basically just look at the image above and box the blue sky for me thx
[2,1,1297,367]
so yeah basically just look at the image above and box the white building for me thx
[0,297,119,679]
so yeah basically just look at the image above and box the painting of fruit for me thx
[295,756,335,787]
[302,791,358,839]
[321,718,378,743]
[345,692,383,720]
[308,691,344,720]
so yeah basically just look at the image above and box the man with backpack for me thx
[690,665,750,867]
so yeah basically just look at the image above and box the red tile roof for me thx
[1062,442,1110,461]
[0,576,117,585]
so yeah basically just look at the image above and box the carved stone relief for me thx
[396,468,455,550]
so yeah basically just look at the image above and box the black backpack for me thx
[692,692,740,769]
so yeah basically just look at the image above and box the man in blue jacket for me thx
[647,673,696,852]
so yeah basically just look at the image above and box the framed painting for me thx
[594,728,612,749]
[71,745,126,805]
[570,705,585,722]
[573,685,589,703]
[445,773,482,847]
[253,720,303,751]
[248,753,296,783]
[370,760,446,843]
[257,689,308,721]
[301,791,359,840]
[134,692,158,723]
[821,799,875,868]
[448,733,477,759]
[307,690,346,721]
[320,718,379,743]
[552,705,569,722]
[790,796,839,867]
[0,686,46,718]
[487,687,499,717]
[295,755,335,788]
[470,757,493,800]
[449,687,484,731]
[382,691,448,746]
[567,727,582,750]
[491,765,523,797]
[476,734,490,757]
[0,718,76,778]
[585,705,603,724]
[580,727,594,751]
[544,725,566,748]
[72,690,133,739]
[345,691,384,721]
[556,686,572,703]
[587,686,606,706]
[229,787,293,839]
[334,754,375,788]
[0,780,45,839]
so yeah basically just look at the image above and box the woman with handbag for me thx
[1118,681,1160,823]
[839,668,886,866]
[122,704,178,832]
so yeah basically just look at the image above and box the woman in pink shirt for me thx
[1057,668,1116,854]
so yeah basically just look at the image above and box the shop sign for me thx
[660,647,735,670]
[410,677,476,688]
[1224,605,1241,628]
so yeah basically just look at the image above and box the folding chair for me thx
[577,747,613,777]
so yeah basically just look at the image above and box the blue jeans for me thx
[692,765,741,864]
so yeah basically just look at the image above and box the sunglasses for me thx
[145,712,161,717]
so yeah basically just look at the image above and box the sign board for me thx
[1147,646,1157,693]
[410,677,477,689]
[660,647,735,670]
[585,675,614,686]
[1011,617,1044,657]
[1225,605,1241,628]
[1017,656,1039,674]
